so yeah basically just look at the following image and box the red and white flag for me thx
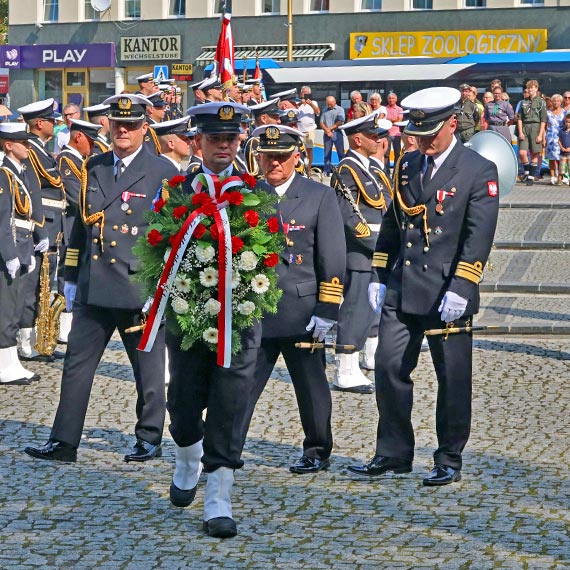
[214,11,235,89]
[253,52,261,80]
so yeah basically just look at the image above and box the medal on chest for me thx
[435,189,455,215]
[121,190,146,212]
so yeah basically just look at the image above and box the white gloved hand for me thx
[142,296,153,314]
[438,291,468,323]
[368,282,387,314]
[28,255,36,273]
[6,258,20,279]
[305,316,336,342]
[64,282,77,312]
[34,238,49,253]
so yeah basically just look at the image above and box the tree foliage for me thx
[0,0,7,44]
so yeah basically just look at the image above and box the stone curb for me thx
[480,281,570,294]
[475,323,570,334]
[493,240,570,249]
[500,202,570,209]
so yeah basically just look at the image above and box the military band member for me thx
[246,78,265,106]
[241,124,346,475]
[278,108,310,177]
[186,128,203,174]
[24,94,178,464]
[348,87,499,486]
[143,92,166,155]
[166,102,260,539]
[17,98,66,362]
[0,124,40,385]
[154,116,193,172]
[135,72,158,97]
[56,119,102,343]
[331,114,392,393]
[517,79,547,186]
[190,80,207,105]
[244,99,281,179]
[84,104,111,155]
[455,84,480,143]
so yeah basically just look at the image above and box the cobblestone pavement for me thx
[1,336,570,569]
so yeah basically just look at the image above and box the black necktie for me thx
[115,159,125,182]
[424,156,434,183]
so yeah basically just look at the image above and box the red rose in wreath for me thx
[231,236,244,254]
[168,174,186,188]
[147,229,163,247]
[263,253,279,267]
[192,192,211,207]
[244,210,259,227]
[193,223,207,239]
[153,197,166,212]
[173,205,189,220]
[267,217,279,233]
[226,191,244,206]
[242,173,257,189]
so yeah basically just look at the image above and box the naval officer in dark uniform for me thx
[348,87,499,486]
[331,113,392,394]
[83,104,111,156]
[241,124,345,475]
[166,102,263,539]
[24,94,178,464]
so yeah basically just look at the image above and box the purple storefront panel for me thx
[1,43,115,69]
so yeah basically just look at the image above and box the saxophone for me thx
[34,252,66,356]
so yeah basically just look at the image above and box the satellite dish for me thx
[90,0,111,12]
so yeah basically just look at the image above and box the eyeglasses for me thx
[564,96,570,99]
[64,112,79,118]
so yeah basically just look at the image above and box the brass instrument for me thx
[34,252,66,356]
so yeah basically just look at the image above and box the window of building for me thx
[84,0,101,20]
[125,0,141,18]
[43,0,59,21]
[465,0,485,5]
[169,0,186,16]
[262,0,280,13]
[362,0,381,9]
[309,0,329,11]
[520,0,543,4]
[412,0,432,8]
[214,0,226,14]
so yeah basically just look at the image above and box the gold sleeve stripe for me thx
[319,277,344,304]
[455,261,484,284]
[372,252,388,268]
[355,222,371,238]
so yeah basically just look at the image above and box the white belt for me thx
[42,198,66,210]
[368,224,381,232]
[14,219,35,231]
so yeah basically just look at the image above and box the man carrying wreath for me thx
[163,102,269,539]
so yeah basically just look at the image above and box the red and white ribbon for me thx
[138,173,243,368]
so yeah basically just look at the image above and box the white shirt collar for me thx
[201,163,233,177]
[113,145,143,169]
[5,156,23,174]
[424,135,457,179]
[350,149,370,171]
[161,154,182,171]
[274,171,296,198]
[63,145,83,161]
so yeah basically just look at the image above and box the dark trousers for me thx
[323,132,345,175]
[0,269,24,347]
[336,269,376,354]
[166,324,261,473]
[51,302,166,448]
[375,303,472,470]
[244,335,333,460]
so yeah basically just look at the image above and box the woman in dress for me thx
[545,94,566,185]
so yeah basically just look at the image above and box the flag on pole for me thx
[253,52,261,80]
[242,57,248,83]
[214,9,235,89]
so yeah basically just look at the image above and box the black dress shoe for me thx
[1,377,31,386]
[422,464,461,487]
[52,350,66,360]
[203,517,237,538]
[29,374,41,382]
[24,440,77,462]
[124,439,162,463]
[332,383,374,394]
[19,353,54,363]
[289,455,330,474]
[348,455,412,477]
[169,481,197,507]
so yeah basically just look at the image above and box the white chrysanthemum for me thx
[251,274,270,294]
[202,327,218,344]
[231,270,240,289]
[237,301,255,316]
[204,298,221,316]
[196,245,215,263]
[174,275,191,293]
[163,247,172,262]
[171,297,189,315]
[238,251,258,271]
[199,267,219,287]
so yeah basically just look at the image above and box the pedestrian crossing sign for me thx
[154,65,168,82]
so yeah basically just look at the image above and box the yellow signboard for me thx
[172,63,193,74]
[349,29,548,59]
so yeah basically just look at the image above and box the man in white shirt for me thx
[298,86,320,171]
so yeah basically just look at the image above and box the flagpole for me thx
[287,0,293,62]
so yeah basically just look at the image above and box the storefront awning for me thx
[265,61,475,84]
[196,44,334,66]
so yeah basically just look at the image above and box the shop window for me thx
[466,0,485,5]
[213,0,226,14]
[169,0,186,16]
[309,0,329,11]
[362,0,381,9]
[85,0,102,20]
[262,0,280,13]
[43,71,63,105]
[125,0,141,18]
[520,0,543,4]
[90,69,116,104]
[412,0,432,8]
[43,0,59,21]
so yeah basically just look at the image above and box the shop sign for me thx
[1,43,115,69]
[121,36,181,61]
[349,29,548,59]
[172,63,193,74]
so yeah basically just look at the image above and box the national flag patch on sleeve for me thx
[487,181,498,197]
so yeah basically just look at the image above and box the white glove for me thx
[142,296,153,314]
[438,291,468,323]
[6,258,20,279]
[368,282,387,314]
[64,282,77,312]
[305,316,335,342]
[34,238,49,253]
[28,255,36,273]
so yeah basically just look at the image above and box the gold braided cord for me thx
[148,127,161,155]
[79,160,105,251]
[375,167,394,200]
[393,153,430,248]
[59,156,82,181]
[2,167,31,217]
[28,149,64,189]
[338,164,386,210]
[245,137,260,177]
